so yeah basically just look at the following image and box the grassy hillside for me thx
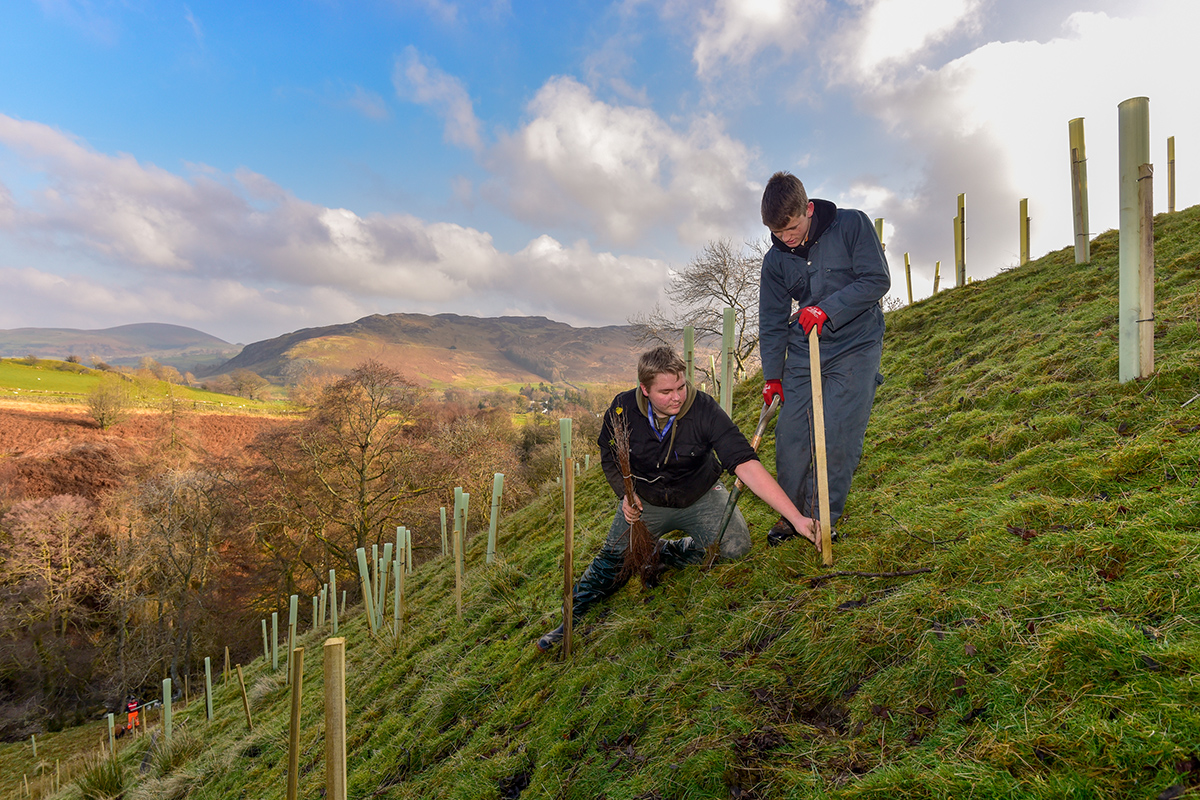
[0,358,286,413]
[3,207,1199,799]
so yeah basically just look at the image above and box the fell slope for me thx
[0,323,240,370]
[206,313,642,387]
[10,207,1199,800]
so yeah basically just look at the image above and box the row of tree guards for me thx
[874,96,1172,384]
[12,319,763,796]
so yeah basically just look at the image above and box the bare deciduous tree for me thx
[629,238,765,382]
[88,372,132,430]
[248,360,436,581]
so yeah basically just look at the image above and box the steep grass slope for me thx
[6,207,1199,799]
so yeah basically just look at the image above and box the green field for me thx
[1,206,1198,799]
[0,358,288,413]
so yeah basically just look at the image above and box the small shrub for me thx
[152,726,206,777]
[77,756,125,800]
[88,372,132,430]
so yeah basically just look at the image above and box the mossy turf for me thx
[4,207,1199,799]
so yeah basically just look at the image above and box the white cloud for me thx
[0,113,671,340]
[488,76,757,246]
[823,2,1200,301]
[689,0,814,77]
[846,0,982,80]
[392,47,482,152]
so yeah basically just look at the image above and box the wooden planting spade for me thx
[703,395,781,570]
[809,328,833,566]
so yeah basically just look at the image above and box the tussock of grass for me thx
[4,207,1199,798]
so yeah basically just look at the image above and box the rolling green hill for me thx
[0,323,241,371]
[3,207,1198,799]
[0,358,284,413]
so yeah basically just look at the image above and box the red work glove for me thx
[762,379,784,406]
[798,306,828,336]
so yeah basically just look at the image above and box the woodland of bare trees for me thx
[0,359,605,740]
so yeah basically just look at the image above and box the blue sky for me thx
[0,0,1194,344]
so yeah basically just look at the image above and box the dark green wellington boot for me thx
[537,547,627,652]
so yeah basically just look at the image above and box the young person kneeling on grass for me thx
[536,346,820,652]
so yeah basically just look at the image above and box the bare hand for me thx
[792,515,822,552]
[622,494,643,524]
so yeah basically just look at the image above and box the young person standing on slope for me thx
[758,171,890,545]
[536,346,820,652]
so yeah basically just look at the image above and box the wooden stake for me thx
[903,252,913,305]
[874,217,885,249]
[185,673,189,707]
[1167,135,1176,213]
[721,307,735,416]
[287,594,298,682]
[329,569,339,635]
[563,459,575,659]
[324,638,347,800]
[461,492,470,572]
[683,326,695,384]
[933,261,940,294]
[236,664,253,731]
[261,619,269,662]
[272,612,279,671]
[809,329,833,566]
[955,193,966,287]
[286,647,305,800]
[1069,117,1091,264]
[224,646,230,684]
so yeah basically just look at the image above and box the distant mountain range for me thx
[207,313,643,387]
[2,315,646,388]
[0,323,241,372]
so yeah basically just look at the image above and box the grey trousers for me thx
[566,484,750,620]
[600,483,752,563]
[777,338,882,528]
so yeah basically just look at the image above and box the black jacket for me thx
[598,384,757,508]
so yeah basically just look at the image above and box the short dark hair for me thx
[637,346,686,388]
[761,171,809,230]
